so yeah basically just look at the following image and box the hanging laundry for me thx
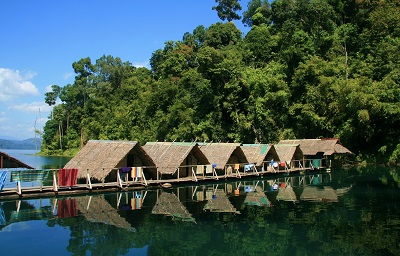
[58,169,78,186]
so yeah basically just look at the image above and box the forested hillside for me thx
[42,0,400,163]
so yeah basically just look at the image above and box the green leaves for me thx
[212,0,242,22]
[41,1,400,163]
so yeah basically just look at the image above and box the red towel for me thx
[58,168,78,186]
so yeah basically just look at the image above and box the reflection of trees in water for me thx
[49,168,400,256]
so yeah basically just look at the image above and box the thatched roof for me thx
[76,195,136,231]
[244,186,270,206]
[203,189,240,213]
[274,144,304,163]
[142,142,209,175]
[199,143,247,169]
[64,140,155,180]
[278,138,353,156]
[240,144,279,166]
[300,186,338,202]
[151,191,195,222]
[0,151,34,169]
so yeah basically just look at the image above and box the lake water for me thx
[0,150,399,255]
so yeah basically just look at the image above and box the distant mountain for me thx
[0,138,41,150]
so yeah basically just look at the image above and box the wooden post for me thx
[192,167,198,182]
[117,170,123,188]
[52,170,58,192]
[17,181,21,195]
[253,165,259,176]
[213,167,219,180]
[86,173,92,189]
[142,173,148,186]
[102,169,105,187]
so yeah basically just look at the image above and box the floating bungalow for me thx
[142,142,210,181]
[64,140,156,184]
[240,144,279,172]
[0,151,35,193]
[0,138,354,199]
[0,151,34,169]
[278,138,353,169]
[199,143,248,177]
[273,144,304,171]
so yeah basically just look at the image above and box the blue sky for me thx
[0,0,250,140]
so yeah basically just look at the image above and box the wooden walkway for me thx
[0,167,318,200]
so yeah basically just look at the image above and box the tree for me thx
[242,0,271,27]
[44,84,61,119]
[212,0,242,22]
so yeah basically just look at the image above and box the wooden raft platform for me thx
[0,166,316,200]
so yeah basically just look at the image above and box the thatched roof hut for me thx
[203,189,240,213]
[64,140,155,180]
[0,151,34,169]
[151,191,195,222]
[274,144,303,164]
[240,144,279,166]
[278,138,353,157]
[199,143,247,170]
[142,142,209,177]
[76,195,135,231]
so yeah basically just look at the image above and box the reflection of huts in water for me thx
[240,144,279,172]
[63,140,156,182]
[244,186,270,206]
[278,138,353,168]
[276,184,298,202]
[142,142,209,180]
[76,195,135,231]
[274,144,304,170]
[203,189,240,214]
[300,186,339,202]
[151,191,195,222]
[199,143,248,175]
[0,151,34,169]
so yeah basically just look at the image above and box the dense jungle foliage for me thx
[42,0,400,163]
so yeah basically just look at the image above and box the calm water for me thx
[0,151,399,255]
[1,149,71,169]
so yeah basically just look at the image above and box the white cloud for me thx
[133,61,150,68]
[0,68,40,101]
[10,101,52,113]
[45,84,53,92]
